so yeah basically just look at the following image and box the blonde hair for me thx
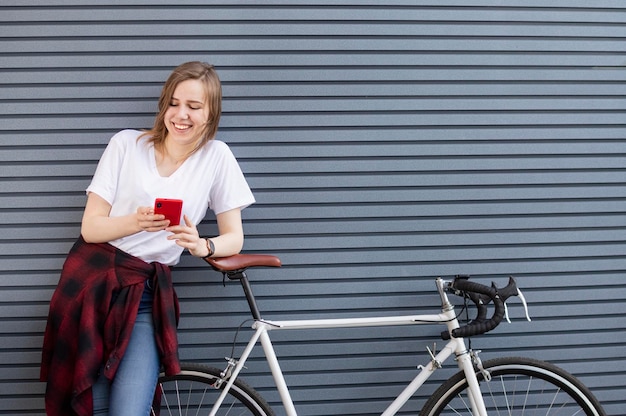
[141,61,222,155]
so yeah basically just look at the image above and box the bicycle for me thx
[151,254,607,416]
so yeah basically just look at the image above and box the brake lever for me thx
[498,276,531,322]
[517,287,532,322]
[504,302,511,323]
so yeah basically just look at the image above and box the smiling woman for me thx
[147,62,223,163]
[39,61,255,416]
[157,78,211,177]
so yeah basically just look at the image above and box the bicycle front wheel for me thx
[152,362,275,416]
[420,356,605,416]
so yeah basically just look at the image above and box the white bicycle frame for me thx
[209,277,489,416]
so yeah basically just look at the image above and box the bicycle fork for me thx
[458,347,490,416]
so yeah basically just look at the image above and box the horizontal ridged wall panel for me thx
[1,1,625,415]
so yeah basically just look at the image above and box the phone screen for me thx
[154,198,183,226]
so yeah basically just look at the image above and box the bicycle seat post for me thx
[237,271,262,320]
[205,254,281,322]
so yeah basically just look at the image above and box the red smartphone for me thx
[154,198,183,226]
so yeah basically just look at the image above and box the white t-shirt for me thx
[86,129,255,265]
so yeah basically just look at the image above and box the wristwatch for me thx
[205,238,215,258]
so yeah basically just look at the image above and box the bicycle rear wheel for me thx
[152,362,274,416]
[420,356,605,416]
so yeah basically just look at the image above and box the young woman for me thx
[40,62,255,416]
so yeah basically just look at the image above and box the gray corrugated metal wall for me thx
[1,1,625,414]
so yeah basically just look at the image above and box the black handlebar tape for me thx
[467,291,490,322]
[454,278,496,297]
[441,279,506,340]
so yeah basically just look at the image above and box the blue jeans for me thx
[92,288,159,416]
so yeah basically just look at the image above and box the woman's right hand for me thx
[135,206,170,232]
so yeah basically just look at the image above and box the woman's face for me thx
[164,79,210,147]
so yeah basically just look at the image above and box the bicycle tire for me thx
[420,356,606,416]
[152,362,275,416]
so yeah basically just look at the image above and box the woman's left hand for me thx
[166,215,209,257]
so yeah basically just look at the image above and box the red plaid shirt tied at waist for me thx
[40,236,181,416]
